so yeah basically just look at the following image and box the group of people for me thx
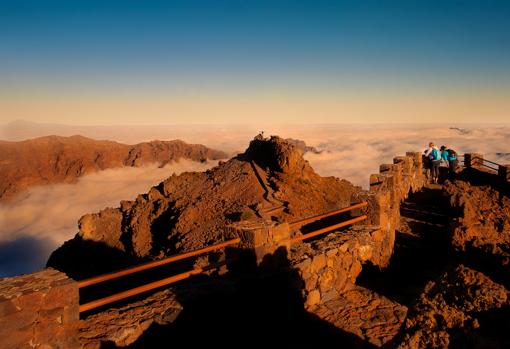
[423,142,459,184]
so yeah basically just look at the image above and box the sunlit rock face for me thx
[0,135,227,202]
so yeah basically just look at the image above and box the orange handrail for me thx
[289,202,367,228]
[78,238,240,288]
[287,215,368,244]
[472,156,501,167]
[79,262,223,313]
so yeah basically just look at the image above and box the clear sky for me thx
[1,0,509,125]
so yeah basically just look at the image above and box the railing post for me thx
[369,173,385,192]
[361,191,391,231]
[498,164,510,182]
[405,151,423,173]
[228,221,291,267]
[464,153,483,168]
[406,151,425,192]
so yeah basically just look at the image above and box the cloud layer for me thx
[1,125,509,276]
[0,160,217,276]
[302,126,510,187]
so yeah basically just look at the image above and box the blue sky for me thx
[1,0,509,124]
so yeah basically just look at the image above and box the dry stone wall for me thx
[291,225,389,308]
[290,151,427,309]
[0,268,79,349]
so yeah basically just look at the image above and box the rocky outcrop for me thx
[284,138,321,154]
[0,135,227,201]
[396,265,509,348]
[444,180,510,268]
[48,136,359,278]
[245,135,311,174]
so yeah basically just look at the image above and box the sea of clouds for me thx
[1,124,509,276]
[301,126,510,187]
[0,160,217,276]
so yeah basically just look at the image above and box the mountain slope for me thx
[48,135,360,278]
[0,135,227,201]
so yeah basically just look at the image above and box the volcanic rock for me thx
[0,135,227,201]
[48,135,359,279]
[396,265,509,349]
[285,138,321,154]
[444,180,510,268]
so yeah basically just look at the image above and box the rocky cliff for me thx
[48,135,359,278]
[0,135,227,201]
[391,175,510,348]
[445,180,510,268]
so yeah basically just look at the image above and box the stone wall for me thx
[291,225,389,308]
[80,289,182,349]
[0,268,79,349]
[290,151,428,309]
[357,151,426,266]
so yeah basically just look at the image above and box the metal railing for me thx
[289,202,368,229]
[78,203,370,313]
[78,238,240,289]
[472,156,500,172]
[78,238,240,313]
[287,215,368,244]
[79,263,220,313]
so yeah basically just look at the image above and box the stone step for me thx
[309,286,407,348]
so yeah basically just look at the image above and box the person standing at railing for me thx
[424,142,441,184]
[440,145,459,179]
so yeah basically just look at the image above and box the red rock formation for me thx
[397,265,509,348]
[444,180,510,267]
[48,135,359,278]
[0,135,227,201]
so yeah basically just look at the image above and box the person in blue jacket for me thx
[440,145,459,179]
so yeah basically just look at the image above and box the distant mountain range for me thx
[0,135,227,201]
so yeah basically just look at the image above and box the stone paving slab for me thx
[309,286,407,347]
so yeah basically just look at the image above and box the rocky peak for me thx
[47,134,358,279]
[244,135,308,174]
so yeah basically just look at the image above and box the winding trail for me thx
[249,160,288,218]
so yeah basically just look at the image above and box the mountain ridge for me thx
[0,135,228,201]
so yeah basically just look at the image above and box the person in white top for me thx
[423,142,441,184]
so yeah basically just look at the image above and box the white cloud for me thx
[191,124,508,188]
[0,160,217,276]
[299,126,510,187]
[1,125,510,276]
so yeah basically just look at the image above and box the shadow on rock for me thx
[47,236,141,281]
[97,246,377,348]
